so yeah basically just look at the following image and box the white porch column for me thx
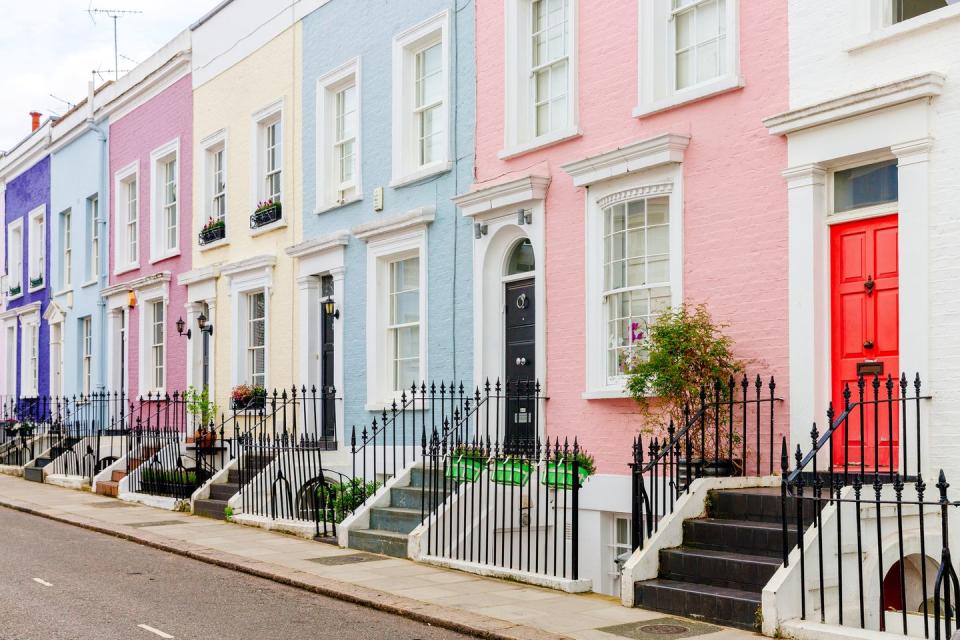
[892,137,932,477]
[330,266,345,444]
[297,275,321,391]
[784,164,829,455]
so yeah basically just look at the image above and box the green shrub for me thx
[314,478,381,523]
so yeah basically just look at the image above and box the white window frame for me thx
[502,0,579,159]
[86,194,100,284]
[635,0,740,118]
[27,206,45,292]
[391,12,451,186]
[81,316,93,396]
[6,218,23,298]
[201,129,228,240]
[19,311,40,398]
[60,208,72,291]
[136,286,168,396]
[846,1,960,51]
[583,168,684,398]
[113,160,140,274]
[230,285,270,390]
[245,290,267,389]
[252,100,284,211]
[365,229,428,408]
[149,138,180,263]
[316,58,362,212]
[3,322,16,396]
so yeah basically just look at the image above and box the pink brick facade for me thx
[108,74,193,396]
[472,2,790,473]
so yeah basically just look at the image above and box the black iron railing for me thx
[421,432,581,580]
[630,375,781,551]
[198,222,226,245]
[250,202,281,229]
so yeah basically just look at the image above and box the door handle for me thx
[515,357,527,367]
[863,340,874,350]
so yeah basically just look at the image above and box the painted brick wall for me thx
[474,0,790,473]
[4,156,51,398]
[108,74,193,396]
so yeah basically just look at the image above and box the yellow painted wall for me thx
[191,24,303,408]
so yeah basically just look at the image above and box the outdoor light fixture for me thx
[323,297,340,319]
[176,316,191,339]
[474,222,488,239]
[127,289,137,308]
[517,208,531,226]
[197,312,213,335]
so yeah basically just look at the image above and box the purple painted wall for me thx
[4,155,51,398]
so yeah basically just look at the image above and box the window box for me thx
[230,384,267,411]
[29,276,43,289]
[447,455,485,482]
[198,220,226,246]
[250,201,282,229]
[8,285,21,297]
[541,460,591,489]
[493,458,531,486]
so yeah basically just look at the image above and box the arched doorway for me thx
[503,239,536,447]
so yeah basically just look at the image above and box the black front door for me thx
[504,278,536,447]
[320,275,336,439]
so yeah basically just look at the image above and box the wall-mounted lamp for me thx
[517,208,532,226]
[323,296,340,319]
[473,222,488,239]
[197,312,214,335]
[127,289,137,308]
[176,316,191,339]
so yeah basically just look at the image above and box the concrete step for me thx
[111,469,126,482]
[409,465,452,488]
[389,485,449,510]
[658,547,781,592]
[23,466,44,483]
[208,482,239,501]
[97,480,119,497]
[348,528,408,558]
[682,518,794,558]
[633,578,760,631]
[707,487,792,524]
[193,498,230,520]
[369,506,424,535]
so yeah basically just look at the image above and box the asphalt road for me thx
[0,507,470,640]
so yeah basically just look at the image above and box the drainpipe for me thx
[86,81,109,392]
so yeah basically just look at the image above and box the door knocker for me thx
[516,293,528,310]
[864,275,875,296]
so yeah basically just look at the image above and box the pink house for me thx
[454,0,789,593]
[102,35,192,400]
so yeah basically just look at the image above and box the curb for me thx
[0,496,568,640]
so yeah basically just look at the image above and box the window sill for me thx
[7,292,23,302]
[114,264,139,277]
[498,127,581,161]
[53,288,72,298]
[150,250,181,266]
[199,238,230,252]
[27,284,45,294]
[845,4,960,52]
[390,162,453,189]
[582,388,632,401]
[315,195,363,215]
[633,76,743,119]
[249,218,287,238]
[81,279,99,289]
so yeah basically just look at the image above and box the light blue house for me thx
[293,0,476,441]
[48,87,112,399]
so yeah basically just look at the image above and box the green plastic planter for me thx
[541,461,589,489]
[493,459,531,486]
[447,457,485,482]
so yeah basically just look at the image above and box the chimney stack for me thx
[30,111,41,132]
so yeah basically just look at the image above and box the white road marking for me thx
[137,624,174,639]
[32,578,52,587]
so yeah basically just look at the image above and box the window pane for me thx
[675,9,694,49]
[895,0,947,23]
[506,240,535,275]
[834,160,898,213]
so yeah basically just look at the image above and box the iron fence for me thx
[630,375,781,551]
[421,432,581,580]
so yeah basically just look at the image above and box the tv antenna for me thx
[49,94,76,111]
[86,5,143,80]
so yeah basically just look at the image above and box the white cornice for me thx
[285,231,350,259]
[560,133,690,188]
[100,272,172,298]
[177,264,223,287]
[8,302,41,318]
[219,254,277,279]
[764,72,945,136]
[0,121,52,184]
[452,175,551,219]
[352,207,436,242]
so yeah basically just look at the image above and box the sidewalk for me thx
[0,475,756,640]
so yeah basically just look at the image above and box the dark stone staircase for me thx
[193,453,273,520]
[347,466,452,558]
[634,487,800,630]
[23,437,78,483]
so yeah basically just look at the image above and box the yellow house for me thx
[180,6,304,415]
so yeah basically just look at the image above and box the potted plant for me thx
[250,199,282,228]
[29,275,43,288]
[542,450,595,488]
[624,304,745,479]
[230,384,267,411]
[198,217,226,245]
[493,457,532,486]
[8,284,21,296]
[447,445,487,482]
[186,385,219,447]
[1,419,18,438]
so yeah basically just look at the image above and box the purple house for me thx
[2,119,52,404]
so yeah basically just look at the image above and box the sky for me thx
[0,0,223,151]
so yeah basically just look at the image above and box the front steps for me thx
[347,466,451,558]
[194,454,272,520]
[634,487,800,630]
[95,446,159,497]
[23,438,76,483]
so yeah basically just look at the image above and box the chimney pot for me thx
[29,111,41,131]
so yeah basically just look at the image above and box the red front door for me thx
[830,215,899,472]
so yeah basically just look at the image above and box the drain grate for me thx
[306,553,384,566]
[124,520,191,528]
[598,617,719,639]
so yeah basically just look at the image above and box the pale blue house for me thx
[294,0,476,440]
